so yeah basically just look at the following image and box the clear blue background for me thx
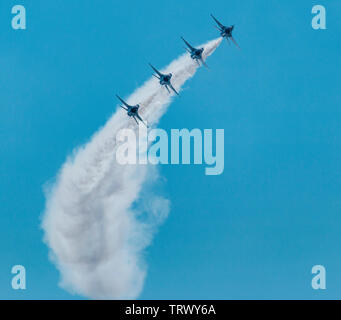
[0,0,340,299]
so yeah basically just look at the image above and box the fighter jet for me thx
[181,37,208,68]
[116,95,148,127]
[211,14,240,48]
[149,63,179,96]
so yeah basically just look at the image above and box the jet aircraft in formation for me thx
[181,37,208,68]
[116,95,148,127]
[118,14,239,126]
[211,14,239,48]
[149,63,179,95]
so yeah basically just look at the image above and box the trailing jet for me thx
[116,95,148,127]
[181,37,208,68]
[149,63,179,95]
[211,14,240,48]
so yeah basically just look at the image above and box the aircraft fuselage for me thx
[191,48,204,60]
[127,106,139,117]
[221,26,233,38]
[160,74,172,85]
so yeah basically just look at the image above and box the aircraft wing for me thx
[149,64,162,77]
[169,83,179,96]
[181,37,195,51]
[200,57,209,69]
[116,94,130,108]
[211,14,224,29]
[132,116,139,125]
[135,113,149,128]
[230,37,240,49]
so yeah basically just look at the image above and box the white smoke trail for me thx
[42,38,222,299]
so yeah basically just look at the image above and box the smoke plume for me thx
[42,38,222,299]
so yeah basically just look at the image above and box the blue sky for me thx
[0,0,340,299]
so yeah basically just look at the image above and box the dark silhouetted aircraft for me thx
[181,37,208,68]
[149,63,179,96]
[116,95,148,127]
[211,14,240,48]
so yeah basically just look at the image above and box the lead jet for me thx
[116,95,148,127]
[211,14,240,48]
[149,63,179,96]
[181,37,208,68]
